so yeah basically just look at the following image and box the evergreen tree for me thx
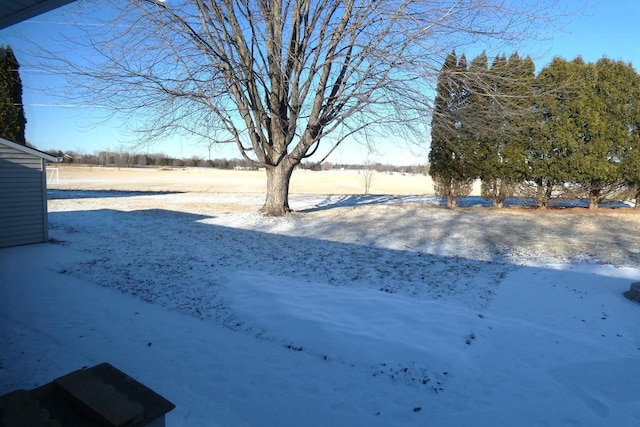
[529,57,587,208]
[574,59,611,209]
[622,140,640,209]
[506,53,536,175]
[622,146,640,209]
[573,58,630,210]
[476,54,508,207]
[533,57,636,209]
[0,46,27,145]
[464,51,491,177]
[478,53,532,207]
[466,53,533,208]
[429,51,474,208]
[613,61,640,208]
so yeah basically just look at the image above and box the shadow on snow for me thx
[47,208,509,319]
[48,189,184,200]
[299,194,633,212]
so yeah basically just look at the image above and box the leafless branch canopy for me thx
[37,0,563,166]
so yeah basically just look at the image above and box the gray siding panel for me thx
[0,190,43,201]
[0,162,42,171]
[0,152,42,167]
[0,226,44,241]
[1,175,42,184]
[0,231,44,247]
[0,214,44,228]
[0,143,48,248]
[0,160,44,169]
[0,204,45,217]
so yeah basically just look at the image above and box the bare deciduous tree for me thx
[39,0,563,215]
[360,162,375,195]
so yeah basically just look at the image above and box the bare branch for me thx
[20,0,570,213]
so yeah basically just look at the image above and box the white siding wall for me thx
[0,144,48,247]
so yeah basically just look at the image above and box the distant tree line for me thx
[430,51,640,210]
[45,149,260,170]
[299,161,428,175]
[45,148,425,174]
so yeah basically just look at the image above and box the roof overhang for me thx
[0,137,62,162]
[0,0,77,30]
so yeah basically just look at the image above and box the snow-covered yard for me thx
[2,190,640,426]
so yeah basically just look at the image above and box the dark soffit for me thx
[0,0,76,30]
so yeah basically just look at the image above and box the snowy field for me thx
[2,173,640,425]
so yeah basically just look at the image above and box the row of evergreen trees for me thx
[429,51,640,209]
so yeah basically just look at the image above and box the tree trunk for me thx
[535,179,544,209]
[492,186,504,208]
[544,182,554,208]
[261,161,296,216]
[536,179,551,209]
[446,195,456,209]
[588,186,600,211]
[491,179,509,209]
[634,186,640,210]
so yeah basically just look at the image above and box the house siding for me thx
[0,143,49,248]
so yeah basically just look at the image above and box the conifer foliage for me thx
[430,51,640,209]
[477,52,535,208]
[0,46,27,145]
[428,51,475,209]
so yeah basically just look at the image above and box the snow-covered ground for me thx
[2,190,640,426]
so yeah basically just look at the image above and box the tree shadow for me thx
[48,189,185,200]
[453,196,632,209]
[295,198,640,270]
[299,194,438,212]
[47,207,514,317]
[298,194,633,212]
[46,206,640,324]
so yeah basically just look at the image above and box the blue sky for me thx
[1,1,639,165]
